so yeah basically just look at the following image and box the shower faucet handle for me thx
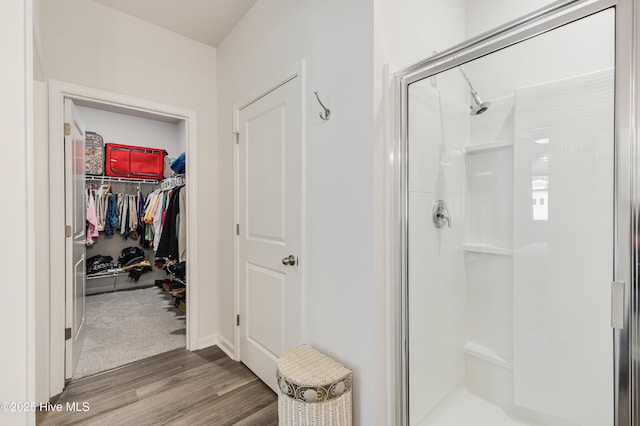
[432,200,452,229]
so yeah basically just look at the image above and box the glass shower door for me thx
[406,9,615,426]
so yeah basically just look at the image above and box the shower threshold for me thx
[419,386,527,426]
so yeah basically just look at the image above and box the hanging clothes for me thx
[136,190,146,246]
[139,188,170,251]
[153,190,168,251]
[135,179,187,261]
[94,184,111,232]
[155,186,183,260]
[104,193,119,237]
[86,187,99,246]
[118,194,128,238]
[141,188,160,248]
[178,187,187,262]
[116,193,139,240]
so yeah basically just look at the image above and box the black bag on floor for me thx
[87,255,113,275]
[118,246,145,267]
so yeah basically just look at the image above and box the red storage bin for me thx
[105,143,166,180]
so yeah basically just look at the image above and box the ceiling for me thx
[93,0,258,47]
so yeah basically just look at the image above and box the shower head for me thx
[470,91,491,115]
[459,67,491,115]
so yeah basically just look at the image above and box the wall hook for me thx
[314,91,331,121]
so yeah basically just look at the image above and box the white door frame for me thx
[64,99,87,379]
[48,80,200,396]
[230,60,307,361]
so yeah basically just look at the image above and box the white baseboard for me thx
[217,335,237,361]
[198,335,218,350]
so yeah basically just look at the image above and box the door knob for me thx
[282,255,297,266]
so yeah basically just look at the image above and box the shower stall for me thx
[394,1,638,425]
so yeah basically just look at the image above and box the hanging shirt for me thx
[153,191,167,251]
[156,186,182,259]
[95,184,110,232]
[178,187,187,262]
[104,193,119,236]
[86,188,99,245]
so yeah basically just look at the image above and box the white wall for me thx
[465,0,558,39]
[0,0,35,424]
[33,0,49,408]
[34,81,50,405]
[217,0,384,423]
[38,0,218,353]
[375,0,467,71]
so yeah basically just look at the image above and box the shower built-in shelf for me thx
[464,140,513,155]
[463,243,512,256]
[464,342,513,370]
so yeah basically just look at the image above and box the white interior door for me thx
[64,98,87,379]
[238,76,301,392]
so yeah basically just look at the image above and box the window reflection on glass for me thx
[532,156,549,221]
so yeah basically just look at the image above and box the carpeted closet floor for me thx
[73,286,186,379]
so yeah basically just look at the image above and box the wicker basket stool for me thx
[276,344,352,426]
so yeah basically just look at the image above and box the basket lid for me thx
[277,344,351,387]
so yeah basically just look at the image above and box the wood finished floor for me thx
[37,346,278,426]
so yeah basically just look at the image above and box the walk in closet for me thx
[79,104,187,295]
[71,100,188,378]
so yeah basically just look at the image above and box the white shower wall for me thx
[407,71,469,424]
[511,69,614,426]
[411,74,614,425]
[463,95,516,412]
[462,70,614,426]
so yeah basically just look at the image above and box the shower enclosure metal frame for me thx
[391,0,639,424]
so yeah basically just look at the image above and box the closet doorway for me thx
[48,80,199,397]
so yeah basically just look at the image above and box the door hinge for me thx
[236,223,240,236]
[64,122,71,137]
[236,314,240,326]
[65,328,72,340]
[65,225,72,238]
[233,131,239,144]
